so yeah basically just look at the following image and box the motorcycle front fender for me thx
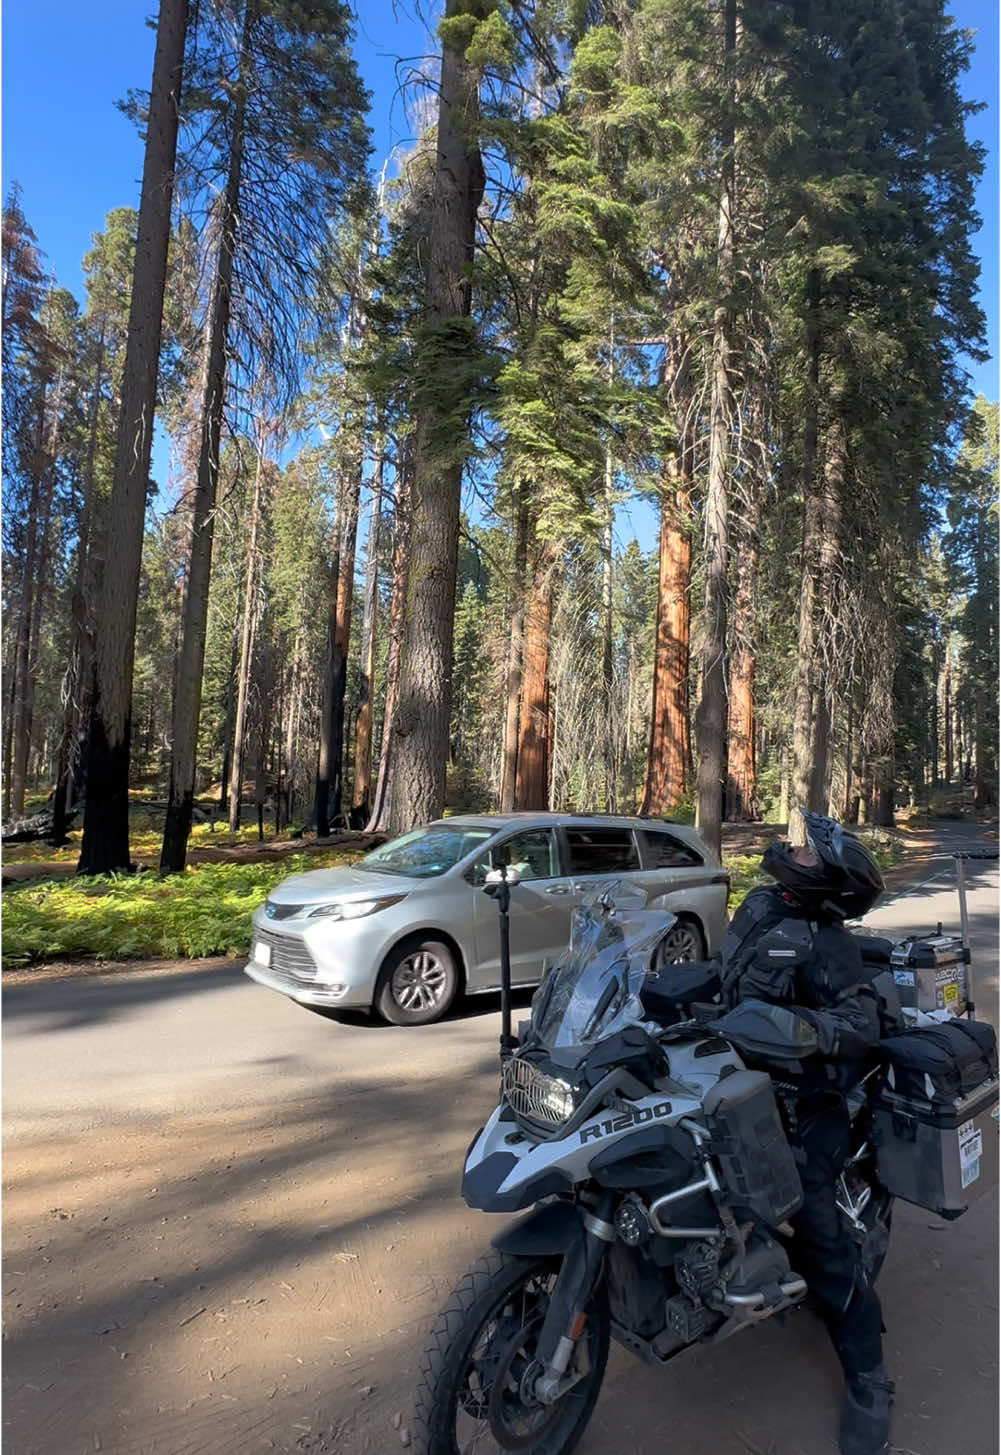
[491,1198,584,1258]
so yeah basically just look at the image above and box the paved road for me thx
[3,824,997,1455]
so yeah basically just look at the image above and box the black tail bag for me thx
[879,1020,997,1103]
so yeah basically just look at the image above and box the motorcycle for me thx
[412,875,893,1455]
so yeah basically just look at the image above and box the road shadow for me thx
[2,961,541,1037]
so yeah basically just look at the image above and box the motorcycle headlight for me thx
[502,1057,579,1127]
[308,894,406,921]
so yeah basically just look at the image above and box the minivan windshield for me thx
[357,824,494,878]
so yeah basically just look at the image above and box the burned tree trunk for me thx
[160,3,250,872]
[78,0,188,874]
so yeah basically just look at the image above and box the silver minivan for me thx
[244,812,729,1025]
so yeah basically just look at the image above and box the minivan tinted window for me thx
[565,827,640,875]
[638,829,703,869]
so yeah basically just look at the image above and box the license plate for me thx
[253,940,271,968]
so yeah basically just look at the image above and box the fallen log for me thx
[1,808,79,844]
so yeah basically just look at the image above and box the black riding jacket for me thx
[721,885,881,1092]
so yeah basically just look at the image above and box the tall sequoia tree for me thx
[77,0,189,874]
[384,0,486,834]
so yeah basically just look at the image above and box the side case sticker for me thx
[958,1124,983,1189]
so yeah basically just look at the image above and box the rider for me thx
[721,811,892,1455]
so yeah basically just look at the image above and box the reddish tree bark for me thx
[726,515,759,820]
[726,423,763,820]
[641,468,692,816]
[500,497,528,812]
[513,547,555,810]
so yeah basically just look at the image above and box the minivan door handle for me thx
[545,884,571,896]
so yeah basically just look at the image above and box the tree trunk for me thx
[725,494,759,822]
[52,330,107,843]
[500,496,528,812]
[930,638,940,789]
[22,438,59,801]
[789,277,821,844]
[8,375,50,817]
[384,2,484,835]
[218,625,240,818]
[601,452,617,812]
[809,415,844,810]
[694,0,736,865]
[284,624,305,824]
[160,6,249,872]
[227,441,265,832]
[973,688,990,807]
[514,546,555,811]
[330,444,363,821]
[78,0,188,873]
[315,480,344,838]
[351,447,384,817]
[641,356,693,816]
[366,439,413,834]
[873,746,896,827]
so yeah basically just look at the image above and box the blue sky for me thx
[3,0,997,547]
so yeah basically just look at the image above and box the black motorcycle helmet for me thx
[761,811,884,920]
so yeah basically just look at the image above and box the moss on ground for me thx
[1,849,357,968]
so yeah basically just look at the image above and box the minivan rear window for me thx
[638,829,703,868]
[565,827,640,875]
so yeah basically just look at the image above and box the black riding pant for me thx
[788,1103,883,1380]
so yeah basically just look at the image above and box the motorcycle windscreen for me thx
[529,882,675,1051]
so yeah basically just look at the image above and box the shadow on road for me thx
[2,964,540,1036]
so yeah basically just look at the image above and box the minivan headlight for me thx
[308,894,406,921]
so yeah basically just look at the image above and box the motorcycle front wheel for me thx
[412,1250,610,1455]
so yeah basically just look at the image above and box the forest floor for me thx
[2,819,997,1455]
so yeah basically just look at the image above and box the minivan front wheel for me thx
[654,917,706,965]
[376,937,459,1026]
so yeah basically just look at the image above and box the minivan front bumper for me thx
[243,956,370,1009]
[243,913,392,1011]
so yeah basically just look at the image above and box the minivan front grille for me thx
[253,927,318,987]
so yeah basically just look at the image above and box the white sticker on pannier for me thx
[893,970,915,987]
[959,1127,983,1188]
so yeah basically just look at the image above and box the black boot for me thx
[839,1365,894,1455]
